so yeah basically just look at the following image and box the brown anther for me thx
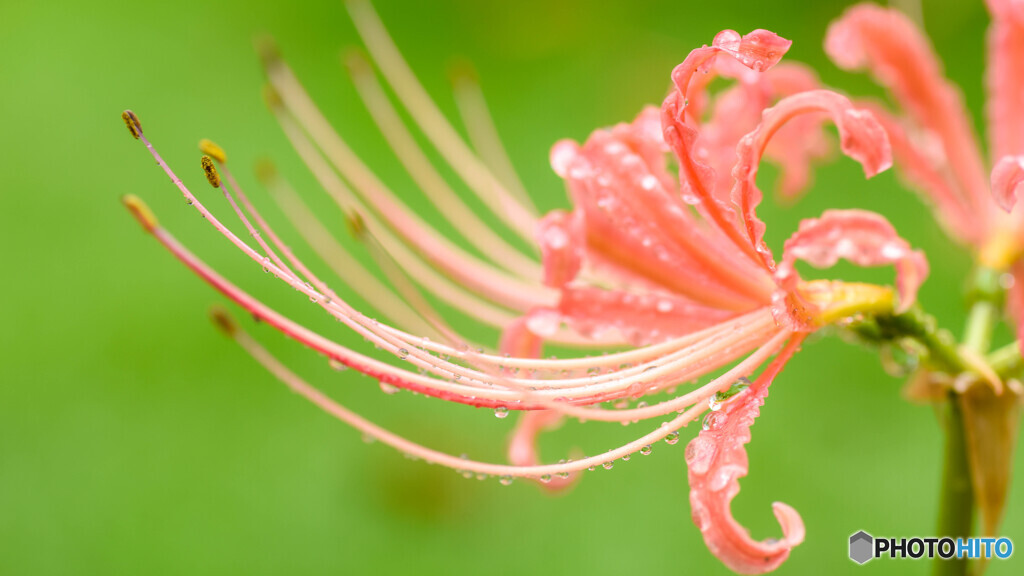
[201,155,221,188]
[122,110,142,139]
[209,306,239,337]
[347,212,367,240]
[262,84,283,109]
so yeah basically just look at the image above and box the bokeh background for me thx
[1,0,1019,574]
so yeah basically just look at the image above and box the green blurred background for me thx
[1,0,1018,574]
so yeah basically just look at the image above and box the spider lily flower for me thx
[122,4,926,573]
[824,2,1024,330]
[822,2,1024,539]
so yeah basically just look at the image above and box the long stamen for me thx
[344,50,542,276]
[269,95,557,311]
[344,0,539,240]
[449,63,538,214]
[252,161,452,337]
[218,307,711,478]
[123,188,765,407]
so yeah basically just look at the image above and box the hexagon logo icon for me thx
[849,531,874,564]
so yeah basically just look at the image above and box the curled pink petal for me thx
[732,90,892,269]
[558,286,739,345]
[686,336,805,574]
[662,30,792,267]
[700,63,828,205]
[986,0,1024,159]
[761,64,831,199]
[825,4,989,222]
[536,209,584,288]
[991,155,1024,212]
[777,210,929,313]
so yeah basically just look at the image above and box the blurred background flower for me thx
[0,0,1019,574]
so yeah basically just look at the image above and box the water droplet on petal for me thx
[702,411,728,431]
[685,436,717,475]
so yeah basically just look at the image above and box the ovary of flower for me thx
[122,4,929,574]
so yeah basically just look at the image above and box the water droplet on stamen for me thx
[494,407,509,419]
[379,382,399,395]
[499,475,514,486]
[665,432,680,445]
[602,461,614,470]
[539,474,552,484]
[640,445,652,456]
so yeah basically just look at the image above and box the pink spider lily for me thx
[824,2,1024,337]
[818,2,1024,541]
[122,2,927,573]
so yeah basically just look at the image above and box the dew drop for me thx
[664,432,680,445]
[702,411,728,432]
[494,406,509,419]
[397,348,409,360]
[539,474,552,484]
[640,445,652,456]
[328,359,348,372]
[685,436,717,474]
[499,475,514,486]
[379,382,399,395]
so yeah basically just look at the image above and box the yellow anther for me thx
[209,306,239,337]
[122,110,142,139]
[201,155,221,188]
[199,139,227,164]
[122,194,159,233]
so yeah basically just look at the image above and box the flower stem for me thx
[932,267,1004,576]
[934,390,973,576]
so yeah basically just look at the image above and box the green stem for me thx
[963,301,997,355]
[934,391,974,576]
[988,341,1022,379]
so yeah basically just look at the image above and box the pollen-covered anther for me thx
[201,155,221,188]
[122,110,142,139]
[209,305,239,337]
[199,139,227,164]
[121,194,159,233]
